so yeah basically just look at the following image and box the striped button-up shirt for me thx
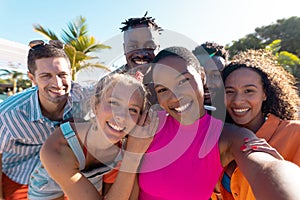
[0,82,88,184]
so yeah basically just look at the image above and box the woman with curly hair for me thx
[216,49,300,200]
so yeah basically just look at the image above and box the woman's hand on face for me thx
[240,138,284,160]
[126,108,159,154]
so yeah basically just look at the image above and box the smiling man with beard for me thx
[116,12,162,75]
[0,40,86,200]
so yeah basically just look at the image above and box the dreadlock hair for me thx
[223,49,300,120]
[193,41,229,63]
[120,11,163,34]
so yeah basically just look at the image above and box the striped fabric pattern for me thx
[0,82,87,184]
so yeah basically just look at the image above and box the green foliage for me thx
[227,16,300,57]
[265,39,281,52]
[266,39,300,80]
[17,79,32,89]
[0,69,31,93]
[226,33,264,58]
[61,16,88,43]
[33,16,111,80]
[33,24,59,40]
[227,16,300,82]
[255,16,300,57]
[277,51,300,76]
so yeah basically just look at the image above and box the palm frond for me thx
[87,43,111,52]
[77,16,88,36]
[61,25,77,43]
[11,71,24,78]
[77,62,111,72]
[70,36,111,53]
[33,16,111,81]
[0,69,11,77]
[0,69,11,74]
[64,45,92,64]
[61,16,88,44]
[84,36,111,53]
[69,36,89,52]
[33,24,59,40]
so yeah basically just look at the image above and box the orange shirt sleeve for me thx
[103,161,121,183]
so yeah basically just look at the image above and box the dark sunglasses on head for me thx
[28,40,64,49]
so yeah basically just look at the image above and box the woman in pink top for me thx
[131,46,300,200]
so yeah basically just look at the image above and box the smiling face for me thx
[225,67,267,132]
[202,56,225,105]
[123,24,159,69]
[28,57,72,106]
[94,81,144,144]
[153,56,205,125]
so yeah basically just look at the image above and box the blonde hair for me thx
[92,73,148,113]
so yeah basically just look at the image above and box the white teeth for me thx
[52,90,63,93]
[50,88,65,93]
[174,102,190,112]
[108,122,124,132]
[135,60,148,65]
[233,108,249,113]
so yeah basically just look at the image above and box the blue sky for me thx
[1,0,299,47]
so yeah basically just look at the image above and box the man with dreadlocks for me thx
[113,12,163,107]
[115,12,163,74]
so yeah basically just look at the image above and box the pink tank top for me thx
[139,112,223,200]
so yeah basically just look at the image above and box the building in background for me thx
[0,38,29,101]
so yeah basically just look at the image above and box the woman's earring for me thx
[90,116,98,131]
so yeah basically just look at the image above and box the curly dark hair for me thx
[223,49,299,120]
[193,41,229,63]
[120,11,163,33]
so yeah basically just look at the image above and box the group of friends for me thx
[1,13,300,200]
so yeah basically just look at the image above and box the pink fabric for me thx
[139,112,223,200]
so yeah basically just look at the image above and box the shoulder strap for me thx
[60,122,86,170]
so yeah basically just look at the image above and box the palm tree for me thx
[0,69,24,94]
[33,16,111,80]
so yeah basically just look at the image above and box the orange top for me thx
[103,162,121,183]
[216,114,300,200]
[102,141,123,184]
